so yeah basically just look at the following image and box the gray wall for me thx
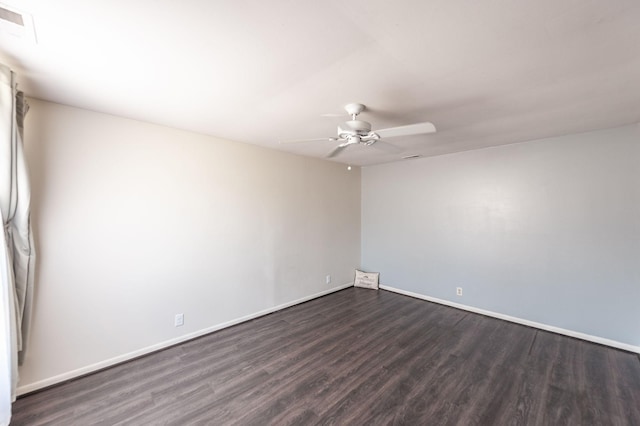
[362,124,640,347]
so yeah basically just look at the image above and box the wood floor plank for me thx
[10,288,640,425]
[608,349,640,422]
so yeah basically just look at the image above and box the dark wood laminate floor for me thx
[11,288,640,425]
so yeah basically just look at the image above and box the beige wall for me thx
[19,99,361,391]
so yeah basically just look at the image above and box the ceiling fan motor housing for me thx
[338,120,372,138]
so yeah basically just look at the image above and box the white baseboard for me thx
[380,284,640,355]
[16,282,354,396]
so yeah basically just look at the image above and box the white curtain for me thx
[0,64,35,426]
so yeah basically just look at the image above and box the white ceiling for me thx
[1,0,639,166]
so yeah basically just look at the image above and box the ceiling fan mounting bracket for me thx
[344,103,365,118]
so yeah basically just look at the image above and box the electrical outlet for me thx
[326,274,331,284]
[456,287,463,296]
[174,313,184,327]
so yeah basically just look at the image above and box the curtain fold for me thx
[0,63,35,425]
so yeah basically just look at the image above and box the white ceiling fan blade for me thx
[371,140,402,153]
[279,137,335,145]
[375,122,436,139]
[327,145,348,158]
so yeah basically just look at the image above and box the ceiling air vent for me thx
[0,5,22,25]
[402,154,422,160]
[0,3,36,43]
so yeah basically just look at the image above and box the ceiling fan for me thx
[280,103,436,158]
